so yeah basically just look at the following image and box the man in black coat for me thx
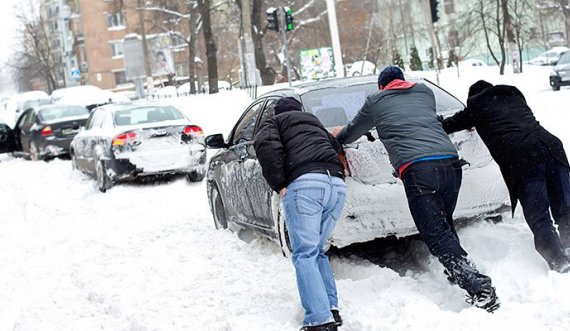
[442,80,570,273]
[254,97,346,331]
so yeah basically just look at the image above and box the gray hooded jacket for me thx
[336,82,457,170]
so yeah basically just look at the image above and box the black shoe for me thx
[331,309,343,326]
[466,286,500,313]
[300,322,338,331]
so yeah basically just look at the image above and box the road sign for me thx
[70,68,81,81]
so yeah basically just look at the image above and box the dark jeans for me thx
[518,158,570,270]
[402,158,491,295]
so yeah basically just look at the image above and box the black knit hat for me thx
[468,80,493,98]
[378,65,405,89]
[275,97,302,115]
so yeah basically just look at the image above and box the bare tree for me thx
[12,1,62,93]
[198,0,219,94]
[472,0,507,74]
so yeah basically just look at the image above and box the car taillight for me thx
[112,131,137,146]
[41,126,53,136]
[183,125,204,138]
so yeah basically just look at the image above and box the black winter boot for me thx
[331,309,343,326]
[300,322,337,331]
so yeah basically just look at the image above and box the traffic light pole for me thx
[278,8,292,87]
[425,0,440,85]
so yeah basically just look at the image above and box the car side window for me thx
[255,98,278,134]
[21,111,36,128]
[232,100,265,145]
[84,112,96,130]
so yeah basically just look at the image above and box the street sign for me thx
[70,68,81,81]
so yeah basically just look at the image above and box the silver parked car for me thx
[71,103,206,192]
[204,76,510,255]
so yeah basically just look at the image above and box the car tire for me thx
[277,208,293,258]
[29,141,41,161]
[186,171,205,182]
[552,84,560,91]
[210,183,228,229]
[95,159,112,193]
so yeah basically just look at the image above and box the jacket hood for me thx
[275,97,303,115]
[382,79,416,90]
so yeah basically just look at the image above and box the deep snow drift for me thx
[1,65,569,331]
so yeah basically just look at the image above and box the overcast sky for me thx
[0,0,20,94]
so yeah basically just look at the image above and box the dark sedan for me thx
[70,103,207,192]
[7,104,90,160]
[205,76,510,255]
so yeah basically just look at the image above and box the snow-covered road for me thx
[1,66,569,330]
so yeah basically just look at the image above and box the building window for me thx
[449,30,459,48]
[106,12,125,29]
[110,41,124,58]
[114,71,127,85]
[444,0,455,15]
[175,63,188,78]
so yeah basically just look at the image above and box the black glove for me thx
[436,115,444,122]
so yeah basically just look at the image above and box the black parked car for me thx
[70,103,207,192]
[4,104,90,160]
[0,118,16,154]
[205,76,509,255]
[550,51,570,91]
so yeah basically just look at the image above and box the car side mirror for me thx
[205,134,227,149]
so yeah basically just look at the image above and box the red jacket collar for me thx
[382,79,416,90]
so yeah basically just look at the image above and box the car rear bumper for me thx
[330,161,510,248]
[109,144,206,180]
[39,136,73,157]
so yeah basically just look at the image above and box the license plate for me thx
[62,128,78,135]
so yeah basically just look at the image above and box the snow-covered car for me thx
[55,86,131,111]
[70,103,207,192]
[347,60,377,76]
[11,91,51,123]
[4,104,90,160]
[204,76,510,255]
[528,47,569,66]
[550,51,570,91]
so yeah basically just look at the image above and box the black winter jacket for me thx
[442,85,569,212]
[253,110,344,192]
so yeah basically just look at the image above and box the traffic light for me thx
[284,7,294,31]
[266,7,279,32]
[429,0,439,23]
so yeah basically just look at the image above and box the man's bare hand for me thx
[331,126,343,138]
[279,188,287,198]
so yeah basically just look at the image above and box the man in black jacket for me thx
[254,97,346,331]
[443,80,570,273]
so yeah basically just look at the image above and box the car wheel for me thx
[95,159,112,193]
[277,208,293,257]
[552,84,560,91]
[210,183,228,229]
[186,171,205,182]
[29,141,41,161]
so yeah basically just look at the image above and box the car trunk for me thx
[114,124,204,173]
[44,117,89,139]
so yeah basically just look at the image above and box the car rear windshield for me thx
[114,106,184,126]
[38,106,89,121]
[300,80,464,128]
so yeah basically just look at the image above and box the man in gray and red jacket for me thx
[333,66,500,312]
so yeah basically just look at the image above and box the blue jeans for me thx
[402,159,492,296]
[518,158,570,270]
[282,173,346,326]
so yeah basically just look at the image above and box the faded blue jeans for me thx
[282,172,346,326]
